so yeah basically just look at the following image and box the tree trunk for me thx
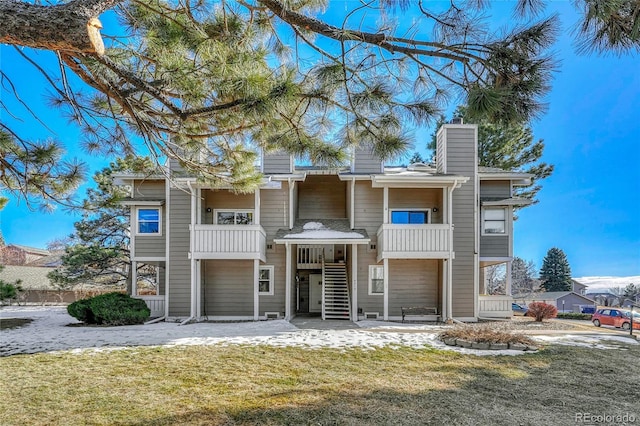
[0,0,121,54]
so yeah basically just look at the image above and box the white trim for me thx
[351,244,358,321]
[285,243,292,320]
[213,209,255,225]
[481,207,508,236]
[368,264,384,296]
[254,189,261,225]
[258,265,275,296]
[383,258,389,320]
[254,260,260,320]
[389,208,431,224]
[120,200,165,206]
[134,206,162,236]
[164,179,170,319]
[132,256,166,262]
[274,238,369,245]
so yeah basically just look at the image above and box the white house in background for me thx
[113,123,532,322]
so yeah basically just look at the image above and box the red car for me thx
[592,308,640,331]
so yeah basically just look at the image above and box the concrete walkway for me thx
[290,316,359,330]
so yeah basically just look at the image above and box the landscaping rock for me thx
[525,345,539,352]
[471,342,490,350]
[489,343,508,350]
[508,343,527,351]
[443,337,457,346]
[456,339,472,348]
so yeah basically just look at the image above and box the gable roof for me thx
[0,265,55,290]
[513,291,595,304]
[4,244,51,256]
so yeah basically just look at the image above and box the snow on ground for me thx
[0,307,637,357]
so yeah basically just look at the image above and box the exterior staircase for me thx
[322,262,351,320]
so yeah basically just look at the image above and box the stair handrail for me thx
[321,254,325,320]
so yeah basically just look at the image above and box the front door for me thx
[309,273,323,313]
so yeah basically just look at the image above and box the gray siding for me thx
[202,190,254,224]
[260,184,290,239]
[353,181,383,238]
[480,181,511,198]
[132,180,167,259]
[263,151,293,174]
[202,259,254,316]
[133,180,165,199]
[444,125,477,318]
[298,175,346,219]
[260,245,286,316]
[388,188,443,223]
[480,235,509,258]
[168,187,192,316]
[388,259,439,316]
[355,246,383,314]
[352,146,383,174]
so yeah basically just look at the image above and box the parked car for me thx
[580,305,596,314]
[512,303,528,316]
[592,308,640,330]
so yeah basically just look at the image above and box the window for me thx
[136,208,161,235]
[390,210,430,224]
[482,208,506,235]
[259,266,274,295]
[368,265,384,295]
[215,209,254,225]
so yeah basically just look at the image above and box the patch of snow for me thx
[1,307,637,357]
[534,334,638,350]
[285,222,364,239]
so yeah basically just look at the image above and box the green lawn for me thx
[1,343,638,425]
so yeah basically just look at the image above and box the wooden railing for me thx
[478,295,513,318]
[297,245,324,269]
[191,224,266,261]
[376,224,451,260]
[134,295,165,318]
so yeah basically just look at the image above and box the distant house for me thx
[0,244,51,266]
[513,291,596,313]
[571,279,588,295]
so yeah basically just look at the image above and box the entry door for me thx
[309,274,323,313]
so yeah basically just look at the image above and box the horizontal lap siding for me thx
[353,147,383,173]
[203,190,254,224]
[356,247,383,314]
[480,181,511,198]
[388,259,439,316]
[263,153,292,174]
[389,188,443,223]
[168,188,191,316]
[354,182,383,238]
[446,127,477,318]
[480,236,509,258]
[298,176,346,219]
[203,260,253,316]
[132,180,167,259]
[260,246,286,316]
[260,184,289,239]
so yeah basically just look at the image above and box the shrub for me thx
[0,280,23,305]
[525,302,557,322]
[439,325,535,346]
[557,312,592,320]
[67,292,150,326]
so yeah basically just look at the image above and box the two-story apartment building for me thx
[114,123,531,322]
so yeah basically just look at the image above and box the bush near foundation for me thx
[556,312,592,320]
[526,302,558,322]
[67,292,150,325]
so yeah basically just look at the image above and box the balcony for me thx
[191,224,266,262]
[376,224,451,261]
[479,295,513,318]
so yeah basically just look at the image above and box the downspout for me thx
[446,180,458,323]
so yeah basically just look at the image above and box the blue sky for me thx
[0,2,638,277]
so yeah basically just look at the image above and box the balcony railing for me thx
[479,295,513,318]
[191,224,266,261]
[376,224,451,261]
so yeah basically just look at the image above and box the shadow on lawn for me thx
[124,346,640,426]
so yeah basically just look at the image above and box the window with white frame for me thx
[136,208,161,235]
[214,209,254,225]
[390,209,430,224]
[482,208,506,235]
[368,265,384,295]
[258,266,274,295]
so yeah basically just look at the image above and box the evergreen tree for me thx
[539,247,572,292]
[48,156,155,292]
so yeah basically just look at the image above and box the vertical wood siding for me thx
[298,175,346,219]
[202,259,254,316]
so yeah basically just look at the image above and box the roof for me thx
[480,197,533,207]
[513,291,595,304]
[4,244,51,256]
[0,265,55,290]
[274,219,369,244]
[27,253,64,267]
